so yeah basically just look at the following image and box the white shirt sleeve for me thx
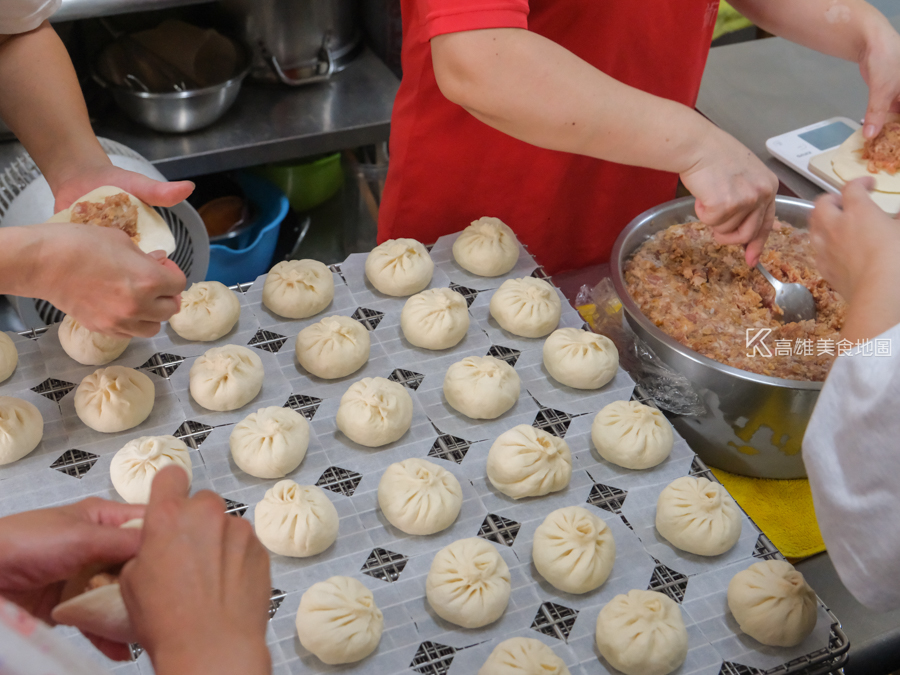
[802,321,900,612]
[0,0,61,35]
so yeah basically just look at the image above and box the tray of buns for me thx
[0,220,848,675]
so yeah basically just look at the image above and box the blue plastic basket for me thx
[206,173,290,286]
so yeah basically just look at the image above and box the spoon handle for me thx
[755,263,782,291]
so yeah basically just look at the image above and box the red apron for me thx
[379,0,719,274]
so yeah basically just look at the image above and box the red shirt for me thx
[378,0,719,274]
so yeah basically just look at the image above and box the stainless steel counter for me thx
[54,0,213,22]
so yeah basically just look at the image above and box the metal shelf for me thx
[54,0,214,22]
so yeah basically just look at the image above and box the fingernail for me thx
[864,124,877,138]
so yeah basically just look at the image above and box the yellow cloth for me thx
[714,1,754,41]
[710,467,825,561]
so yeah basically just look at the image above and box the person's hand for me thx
[680,126,780,267]
[25,222,185,337]
[119,467,272,675]
[0,498,145,661]
[858,25,900,139]
[52,161,194,214]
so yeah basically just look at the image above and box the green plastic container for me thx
[253,153,344,212]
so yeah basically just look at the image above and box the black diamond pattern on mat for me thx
[174,420,214,449]
[753,534,780,561]
[486,345,521,367]
[410,641,456,675]
[248,328,288,353]
[352,307,385,331]
[316,466,363,497]
[478,513,520,547]
[531,267,551,280]
[138,352,184,379]
[50,449,99,478]
[648,562,689,603]
[428,434,472,464]
[224,499,248,517]
[389,368,425,390]
[361,547,409,583]
[586,482,628,514]
[31,377,75,402]
[269,588,287,619]
[284,394,323,421]
[719,662,763,675]
[530,602,578,641]
[532,407,573,438]
[448,283,479,307]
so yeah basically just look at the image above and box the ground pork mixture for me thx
[70,193,141,242]
[625,220,846,381]
[861,120,900,174]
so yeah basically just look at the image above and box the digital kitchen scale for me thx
[766,116,900,214]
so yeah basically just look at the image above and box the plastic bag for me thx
[576,278,707,417]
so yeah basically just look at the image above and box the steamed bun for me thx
[378,458,462,535]
[254,481,338,557]
[443,355,520,420]
[426,538,510,628]
[230,406,309,479]
[336,377,413,447]
[263,259,334,319]
[58,315,131,366]
[595,590,688,675]
[487,425,572,499]
[168,281,241,342]
[296,576,383,664]
[110,435,192,504]
[532,506,616,594]
[295,315,370,379]
[401,288,469,350]
[727,560,817,647]
[543,327,618,389]
[592,400,674,470]
[0,332,18,383]
[75,366,155,433]
[189,345,264,412]
[0,396,43,465]
[479,638,570,675]
[452,217,519,277]
[489,277,561,338]
[656,476,742,556]
[365,238,434,296]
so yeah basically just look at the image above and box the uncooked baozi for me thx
[478,638,570,675]
[443,355,520,420]
[189,345,264,412]
[336,377,413,447]
[296,576,383,664]
[487,425,572,499]
[58,315,130,366]
[543,327,618,390]
[727,560,817,647]
[532,506,616,594]
[595,590,688,675]
[0,332,17,383]
[401,287,469,350]
[295,315,370,379]
[452,217,520,277]
[489,277,561,338]
[263,259,334,319]
[592,400,674,470]
[0,396,43,465]
[656,476,742,556]
[230,406,309,479]
[75,366,155,433]
[426,538,510,628]
[254,480,338,557]
[109,436,192,504]
[365,238,434,296]
[378,458,462,535]
[168,281,241,342]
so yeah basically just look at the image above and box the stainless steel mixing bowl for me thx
[611,196,820,479]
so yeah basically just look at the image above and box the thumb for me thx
[864,83,896,139]
[116,172,195,208]
[147,465,190,510]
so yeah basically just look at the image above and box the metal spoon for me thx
[755,263,817,323]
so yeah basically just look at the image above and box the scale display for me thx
[766,116,860,194]
[798,121,855,151]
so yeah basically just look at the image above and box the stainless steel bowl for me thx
[98,46,251,134]
[611,196,820,479]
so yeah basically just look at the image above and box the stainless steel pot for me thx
[611,196,821,479]
[220,0,362,86]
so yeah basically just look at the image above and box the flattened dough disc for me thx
[832,112,900,193]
